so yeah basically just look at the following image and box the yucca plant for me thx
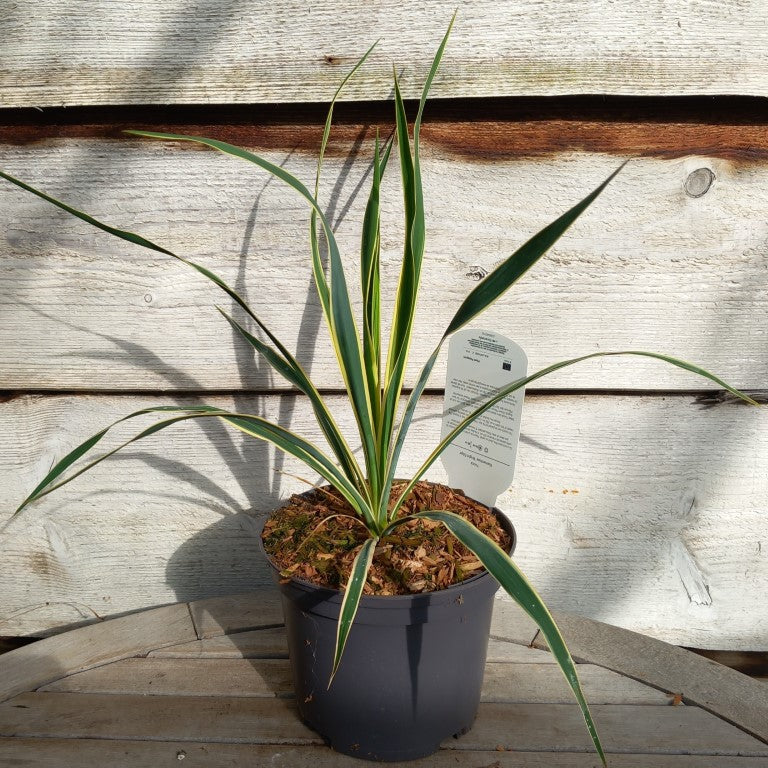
[2,18,759,765]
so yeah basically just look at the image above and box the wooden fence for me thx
[1,2,766,649]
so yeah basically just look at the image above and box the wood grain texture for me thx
[189,593,284,638]
[460,703,768,756]
[145,627,556,663]
[0,692,319,744]
[1,393,765,646]
[148,626,290,658]
[37,656,670,705]
[2,139,767,391]
[481,662,674,705]
[3,1,768,107]
[2,741,767,768]
[0,604,195,703]
[1,693,764,755]
[39,657,294,697]
[493,601,768,746]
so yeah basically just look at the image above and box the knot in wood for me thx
[685,167,715,198]
[465,265,488,281]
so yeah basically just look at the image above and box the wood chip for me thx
[262,481,511,597]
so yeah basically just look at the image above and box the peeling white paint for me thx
[670,539,712,606]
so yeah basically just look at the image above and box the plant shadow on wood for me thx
[0,118,387,640]
[165,129,378,692]
[16,301,280,515]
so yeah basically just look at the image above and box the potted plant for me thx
[1,18,758,765]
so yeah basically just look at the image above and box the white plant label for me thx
[441,329,527,507]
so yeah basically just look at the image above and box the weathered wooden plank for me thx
[1,394,765,646]
[3,1,768,107]
[38,656,673,705]
[0,604,195,703]
[1,694,764,755]
[493,601,768,746]
[456,704,768,756]
[481,663,674,705]
[3,741,767,768]
[0,693,318,743]
[148,626,289,658]
[1,141,767,390]
[487,638,558,664]
[146,628,556,663]
[40,657,294,697]
[189,593,283,639]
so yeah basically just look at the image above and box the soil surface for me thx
[261,480,512,596]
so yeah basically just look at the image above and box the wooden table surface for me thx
[1,589,766,767]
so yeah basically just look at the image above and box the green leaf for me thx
[219,412,371,520]
[216,306,366,492]
[311,40,379,319]
[331,536,378,683]
[445,162,626,337]
[0,171,288,367]
[378,23,454,510]
[18,426,110,511]
[314,41,379,200]
[386,14,454,386]
[13,406,374,528]
[305,44,384,499]
[0,167,374,504]
[0,170,177,259]
[379,71,417,462]
[380,344,440,520]
[13,404,224,515]
[386,68,416,381]
[125,130,381,501]
[384,163,626,514]
[401,510,606,766]
[392,350,760,514]
[360,131,386,429]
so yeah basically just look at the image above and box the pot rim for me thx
[258,486,516,604]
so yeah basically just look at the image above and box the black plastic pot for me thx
[263,503,516,762]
